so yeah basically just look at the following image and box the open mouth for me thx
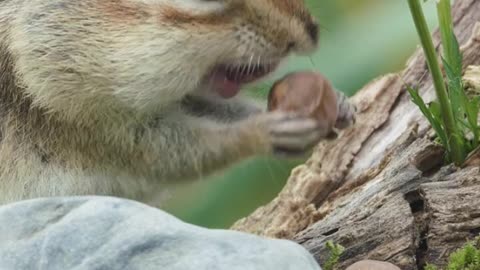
[209,61,279,99]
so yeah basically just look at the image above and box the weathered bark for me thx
[232,1,480,269]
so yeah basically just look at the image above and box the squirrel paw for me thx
[335,91,357,130]
[251,111,328,157]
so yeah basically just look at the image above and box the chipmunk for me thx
[0,0,355,207]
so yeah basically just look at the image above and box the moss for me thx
[323,241,345,270]
[426,236,480,270]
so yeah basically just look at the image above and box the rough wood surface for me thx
[232,0,480,269]
[422,165,480,266]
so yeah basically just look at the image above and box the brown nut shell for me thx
[268,71,338,130]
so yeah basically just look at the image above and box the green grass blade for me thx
[407,86,449,151]
[408,0,465,165]
[428,100,451,149]
[437,0,462,76]
[443,58,480,149]
[443,58,466,120]
[466,97,480,147]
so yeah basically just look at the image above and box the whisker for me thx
[308,56,316,68]
[247,54,254,76]
[256,55,261,73]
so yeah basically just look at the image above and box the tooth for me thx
[241,65,246,76]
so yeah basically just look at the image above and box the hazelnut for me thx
[268,71,338,132]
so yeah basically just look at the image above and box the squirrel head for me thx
[8,0,319,120]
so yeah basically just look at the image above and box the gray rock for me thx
[0,196,321,270]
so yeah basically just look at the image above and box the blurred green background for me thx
[163,0,438,228]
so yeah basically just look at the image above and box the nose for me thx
[284,20,319,53]
[306,21,319,44]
